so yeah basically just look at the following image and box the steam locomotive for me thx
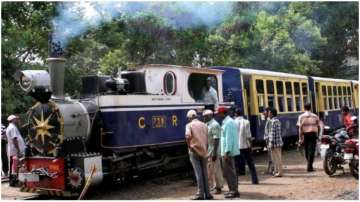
[16,45,231,196]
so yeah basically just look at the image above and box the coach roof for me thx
[311,76,352,83]
[213,66,307,79]
[239,68,308,79]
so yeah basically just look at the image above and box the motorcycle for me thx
[320,127,350,176]
[343,138,359,179]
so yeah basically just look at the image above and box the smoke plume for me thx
[51,1,234,48]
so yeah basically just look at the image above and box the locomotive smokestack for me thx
[47,57,66,99]
[47,34,66,99]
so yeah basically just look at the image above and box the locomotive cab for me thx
[97,64,225,150]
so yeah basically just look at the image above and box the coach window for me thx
[266,80,276,109]
[333,86,338,109]
[256,79,265,113]
[276,81,285,112]
[302,83,308,107]
[285,81,293,112]
[294,82,301,111]
[338,86,343,107]
[164,71,176,95]
[328,86,334,110]
[343,86,348,107]
[347,86,352,108]
[322,86,328,110]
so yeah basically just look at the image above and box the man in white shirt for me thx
[202,77,218,107]
[6,115,25,186]
[234,109,259,184]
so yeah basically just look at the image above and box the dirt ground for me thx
[1,148,359,200]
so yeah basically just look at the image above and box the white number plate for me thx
[320,144,330,149]
[18,173,39,182]
[344,153,354,160]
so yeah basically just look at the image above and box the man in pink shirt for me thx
[185,110,213,200]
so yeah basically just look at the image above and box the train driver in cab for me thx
[202,77,218,107]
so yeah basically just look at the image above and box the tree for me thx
[210,3,327,75]
[1,2,358,118]
[289,2,358,78]
[1,2,56,117]
[99,48,129,75]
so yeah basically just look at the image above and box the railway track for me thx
[2,147,296,200]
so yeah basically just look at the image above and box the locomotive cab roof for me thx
[137,64,224,74]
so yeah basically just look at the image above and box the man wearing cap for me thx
[202,78,218,107]
[203,109,224,194]
[6,115,26,186]
[218,107,240,198]
[185,110,213,200]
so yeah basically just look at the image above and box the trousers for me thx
[207,156,224,189]
[303,132,317,170]
[189,151,211,198]
[270,147,283,176]
[239,148,259,184]
[221,156,239,193]
[1,141,8,175]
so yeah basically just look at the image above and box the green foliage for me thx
[99,48,129,75]
[289,2,358,78]
[1,2,358,117]
[1,2,56,117]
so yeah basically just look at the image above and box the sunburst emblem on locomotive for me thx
[28,101,64,156]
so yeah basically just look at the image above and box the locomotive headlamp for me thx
[15,70,51,93]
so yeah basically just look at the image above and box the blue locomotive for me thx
[16,54,231,196]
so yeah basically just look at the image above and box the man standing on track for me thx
[203,109,224,194]
[185,110,213,200]
[297,103,320,172]
[218,107,240,198]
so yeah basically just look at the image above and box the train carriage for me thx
[309,77,357,128]
[211,66,310,146]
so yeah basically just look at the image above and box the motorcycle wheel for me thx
[349,159,359,180]
[323,150,337,176]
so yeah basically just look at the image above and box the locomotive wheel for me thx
[349,159,359,180]
[323,150,337,176]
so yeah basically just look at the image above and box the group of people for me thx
[184,101,355,200]
[1,115,26,186]
[185,106,260,199]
